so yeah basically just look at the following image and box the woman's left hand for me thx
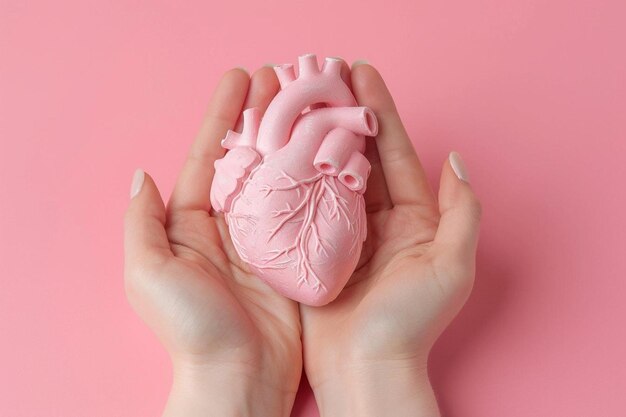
[123,66,301,417]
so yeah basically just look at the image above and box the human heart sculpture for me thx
[210,54,378,306]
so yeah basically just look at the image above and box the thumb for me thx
[124,169,172,272]
[433,152,482,277]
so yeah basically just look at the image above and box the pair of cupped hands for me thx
[124,59,481,417]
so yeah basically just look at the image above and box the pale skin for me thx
[124,60,481,416]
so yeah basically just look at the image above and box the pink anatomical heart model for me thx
[210,54,378,306]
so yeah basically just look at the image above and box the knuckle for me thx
[255,75,279,97]
[467,195,482,223]
[380,145,409,165]
[166,210,193,236]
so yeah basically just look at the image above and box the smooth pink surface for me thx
[1,1,625,415]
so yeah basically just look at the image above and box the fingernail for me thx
[328,56,344,61]
[130,168,145,199]
[352,59,369,67]
[449,151,470,182]
[236,66,249,74]
[263,62,276,68]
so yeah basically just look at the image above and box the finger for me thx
[362,138,393,212]
[343,60,394,212]
[168,68,250,213]
[432,152,482,281]
[124,169,172,272]
[337,59,391,212]
[350,63,436,209]
[234,66,280,132]
[336,57,352,90]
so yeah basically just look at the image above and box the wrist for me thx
[163,359,297,417]
[310,359,439,417]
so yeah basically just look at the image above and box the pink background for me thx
[1,0,625,415]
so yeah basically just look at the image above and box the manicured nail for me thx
[328,56,344,61]
[236,66,249,74]
[352,59,369,67]
[449,151,470,182]
[130,168,145,199]
[263,62,276,68]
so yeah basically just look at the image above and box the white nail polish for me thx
[130,169,145,199]
[449,151,470,182]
